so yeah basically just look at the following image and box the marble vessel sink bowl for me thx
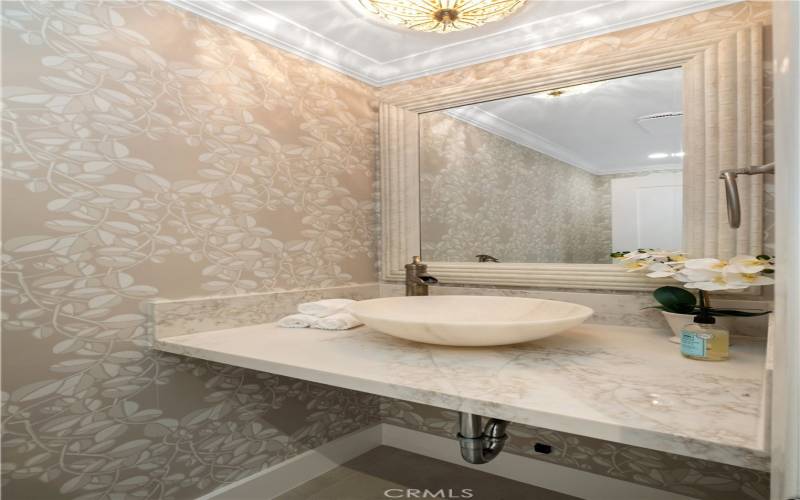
[348,295,594,347]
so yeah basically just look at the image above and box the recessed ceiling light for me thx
[648,153,669,159]
[671,151,685,158]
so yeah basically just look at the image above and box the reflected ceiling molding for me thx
[593,164,683,175]
[444,107,683,175]
[169,0,740,86]
[443,107,598,173]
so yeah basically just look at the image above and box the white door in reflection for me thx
[611,171,683,252]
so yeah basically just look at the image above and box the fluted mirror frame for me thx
[378,24,764,291]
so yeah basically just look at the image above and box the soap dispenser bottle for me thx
[680,310,730,361]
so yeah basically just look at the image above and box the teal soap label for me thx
[680,331,706,357]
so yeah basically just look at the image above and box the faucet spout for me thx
[405,256,438,296]
[415,273,439,285]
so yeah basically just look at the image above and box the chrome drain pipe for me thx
[457,412,509,464]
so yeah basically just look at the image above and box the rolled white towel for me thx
[313,312,363,330]
[277,313,318,328]
[297,298,356,318]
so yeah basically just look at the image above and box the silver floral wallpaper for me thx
[1,1,379,498]
[1,1,775,500]
[419,112,611,264]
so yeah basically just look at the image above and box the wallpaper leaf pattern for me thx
[1,1,378,498]
[1,1,774,499]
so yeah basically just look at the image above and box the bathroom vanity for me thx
[152,319,771,472]
[147,13,779,491]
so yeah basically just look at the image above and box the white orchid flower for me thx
[684,258,728,272]
[723,272,775,287]
[724,255,772,274]
[651,250,686,261]
[621,251,652,261]
[621,250,685,262]
[684,274,750,291]
[615,249,774,294]
[673,267,721,283]
[623,260,650,272]
[646,262,682,278]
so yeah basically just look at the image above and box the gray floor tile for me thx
[278,446,582,500]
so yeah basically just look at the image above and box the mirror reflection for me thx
[419,68,683,264]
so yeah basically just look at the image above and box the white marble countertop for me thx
[153,323,769,470]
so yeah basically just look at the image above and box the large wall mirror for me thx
[378,24,764,290]
[419,69,684,264]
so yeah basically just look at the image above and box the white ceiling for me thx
[172,0,737,86]
[441,68,684,174]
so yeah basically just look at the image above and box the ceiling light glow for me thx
[648,152,684,160]
[357,0,527,33]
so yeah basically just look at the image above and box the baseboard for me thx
[380,424,696,500]
[201,424,383,500]
[202,423,695,500]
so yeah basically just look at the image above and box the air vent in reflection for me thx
[636,111,683,136]
[637,111,684,121]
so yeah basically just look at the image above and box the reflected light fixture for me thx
[357,0,527,33]
[532,81,605,99]
[648,152,684,159]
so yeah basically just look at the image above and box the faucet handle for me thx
[406,256,425,270]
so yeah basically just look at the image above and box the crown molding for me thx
[170,0,741,87]
[168,0,386,85]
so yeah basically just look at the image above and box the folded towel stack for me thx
[276,313,318,328]
[314,312,363,330]
[277,299,362,330]
[298,298,357,318]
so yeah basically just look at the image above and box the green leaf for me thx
[653,286,696,314]
[708,308,772,317]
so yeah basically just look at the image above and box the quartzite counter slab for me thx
[153,323,768,470]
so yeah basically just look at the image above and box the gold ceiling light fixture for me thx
[357,0,528,33]
[532,81,605,99]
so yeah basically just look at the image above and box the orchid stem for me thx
[699,290,711,311]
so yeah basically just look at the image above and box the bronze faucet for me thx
[405,256,438,296]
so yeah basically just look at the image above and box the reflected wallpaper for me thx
[420,112,611,264]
